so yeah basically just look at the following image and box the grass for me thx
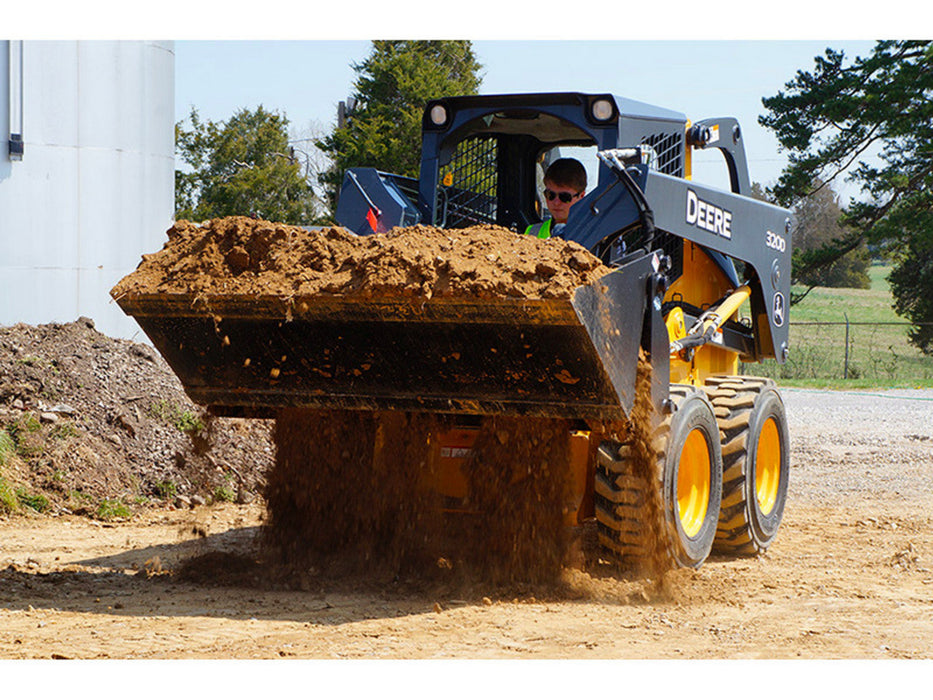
[154,480,177,500]
[0,477,19,513]
[16,489,49,513]
[149,400,206,433]
[213,473,236,503]
[96,499,132,521]
[744,263,933,388]
[0,429,15,466]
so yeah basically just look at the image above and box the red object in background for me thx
[366,207,378,232]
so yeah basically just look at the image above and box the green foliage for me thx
[7,413,44,457]
[0,478,19,513]
[744,265,933,387]
[317,40,482,217]
[213,484,236,503]
[760,41,933,350]
[0,429,14,466]
[97,499,131,521]
[888,228,933,354]
[175,105,321,224]
[791,179,870,292]
[48,421,79,441]
[213,473,236,503]
[154,480,177,501]
[150,400,205,434]
[16,488,49,513]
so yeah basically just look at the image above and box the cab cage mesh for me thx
[437,136,498,228]
[640,130,685,177]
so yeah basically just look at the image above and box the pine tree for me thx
[317,41,483,218]
[760,40,933,352]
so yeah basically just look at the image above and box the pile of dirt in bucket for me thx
[110,217,613,301]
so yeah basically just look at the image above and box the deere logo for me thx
[686,189,733,240]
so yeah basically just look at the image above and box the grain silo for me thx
[0,40,174,339]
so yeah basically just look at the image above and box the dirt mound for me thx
[110,217,612,300]
[0,318,273,518]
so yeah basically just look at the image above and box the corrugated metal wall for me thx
[0,40,174,339]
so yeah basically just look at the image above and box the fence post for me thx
[844,312,850,380]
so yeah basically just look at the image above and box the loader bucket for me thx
[115,251,658,422]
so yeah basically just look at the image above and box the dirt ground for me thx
[1,390,931,665]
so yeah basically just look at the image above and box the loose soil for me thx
[110,217,612,300]
[0,319,272,516]
[3,333,931,663]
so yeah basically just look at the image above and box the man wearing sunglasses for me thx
[524,158,587,239]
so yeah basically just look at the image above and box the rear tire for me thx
[595,385,723,571]
[704,376,790,555]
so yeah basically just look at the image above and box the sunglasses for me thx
[544,188,583,203]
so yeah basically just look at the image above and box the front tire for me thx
[705,376,790,555]
[595,385,723,571]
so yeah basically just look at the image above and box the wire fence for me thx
[743,319,933,383]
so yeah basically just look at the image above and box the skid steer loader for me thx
[115,92,793,570]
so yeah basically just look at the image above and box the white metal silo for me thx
[0,40,174,339]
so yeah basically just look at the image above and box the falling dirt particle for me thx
[222,335,230,346]
[433,602,443,614]
[243,358,251,367]
[555,370,580,385]
[482,597,493,606]
[269,368,280,379]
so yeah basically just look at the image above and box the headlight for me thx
[430,104,448,126]
[591,99,614,122]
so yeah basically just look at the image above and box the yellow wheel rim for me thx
[755,417,782,515]
[677,428,711,538]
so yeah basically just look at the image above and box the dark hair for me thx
[544,158,587,192]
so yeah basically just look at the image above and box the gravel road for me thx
[784,388,933,507]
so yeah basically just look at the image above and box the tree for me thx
[759,41,933,351]
[317,40,483,218]
[792,180,870,292]
[175,106,322,225]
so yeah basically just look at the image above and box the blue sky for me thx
[174,39,878,198]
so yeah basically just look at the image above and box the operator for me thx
[524,157,587,239]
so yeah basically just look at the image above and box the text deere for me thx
[686,189,732,240]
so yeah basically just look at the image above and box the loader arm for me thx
[565,164,793,363]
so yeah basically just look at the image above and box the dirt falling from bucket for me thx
[622,357,675,586]
[455,415,573,586]
[262,409,575,589]
[261,409,444,580]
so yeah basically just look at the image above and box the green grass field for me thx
[741,264,933,389]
